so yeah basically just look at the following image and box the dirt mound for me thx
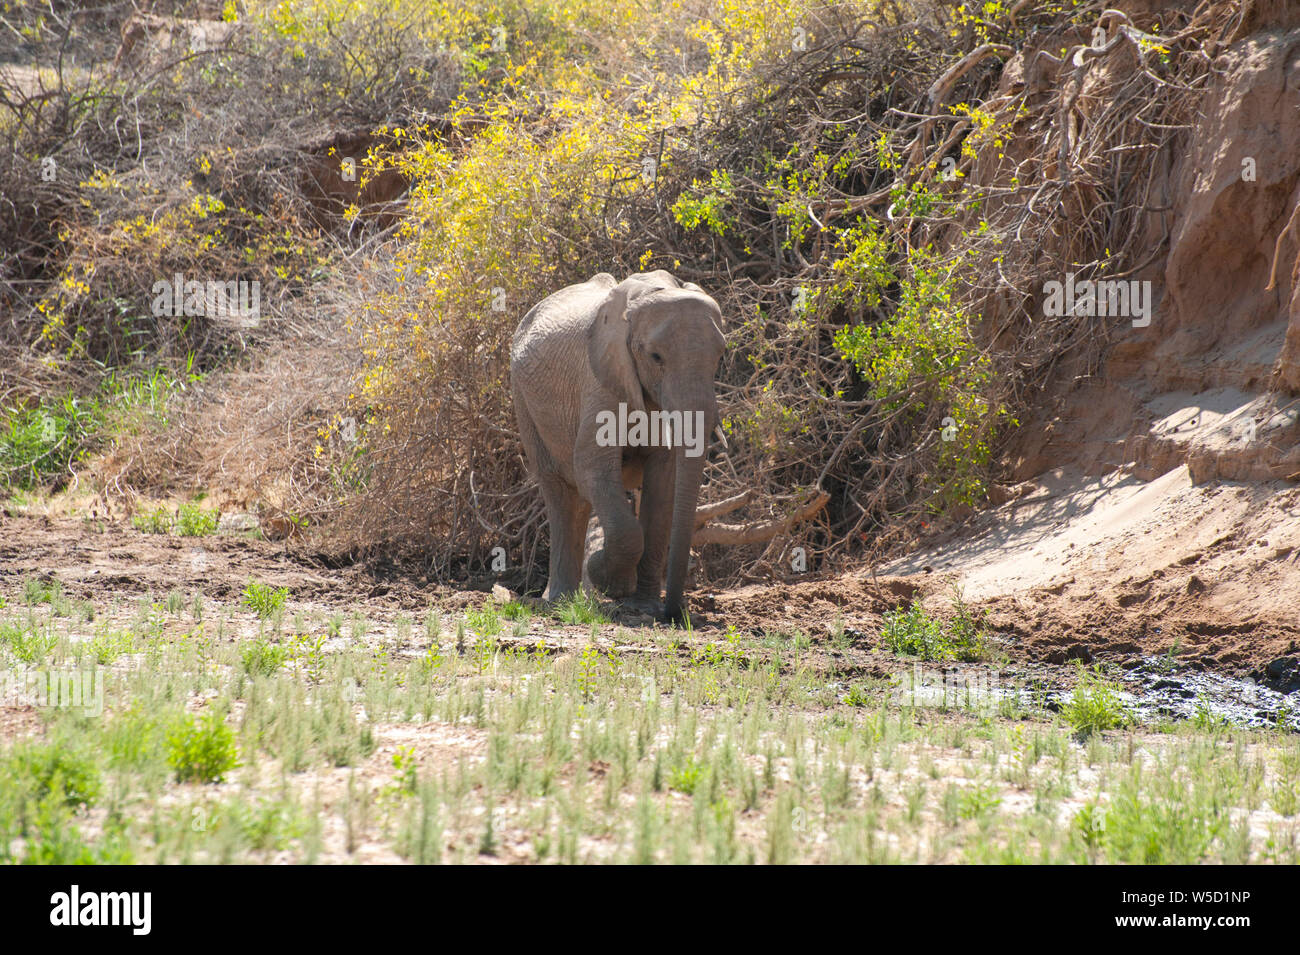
[879,466,1300,669]
[877,5,1300,673]
[686,3,1300,678]
[1003,12,1300,487]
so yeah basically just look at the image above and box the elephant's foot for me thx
[621,593,664,618]
[543,581,578,602]
[586,548,637,598]
[661,598,690,627]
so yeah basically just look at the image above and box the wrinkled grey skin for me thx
[510,271,725,624]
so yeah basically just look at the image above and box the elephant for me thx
[510,270,726,624]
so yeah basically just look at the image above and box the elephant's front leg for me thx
[635,448,674,606]
[579,446,643,598]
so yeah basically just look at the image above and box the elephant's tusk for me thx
[713,425,728,451]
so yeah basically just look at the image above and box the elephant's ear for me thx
[684,282,726,338]
[587,283,646,415]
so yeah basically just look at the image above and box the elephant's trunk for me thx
[663,390,716,624]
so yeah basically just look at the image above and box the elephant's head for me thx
[587,274,725,623]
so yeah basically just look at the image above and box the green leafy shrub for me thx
[669,758,706,795]
[0,396,103,491]
[88,629,134,665]
[881,593,990,662]
[833,245,1010,507]
[7,741,101,808]
[166,710,239,783]
[240,638,288,676]
[176,502,219,536]
[671,169,735,236]
[242,581,289,619]
[466,603,503,637]
[842,684,874,707]
[132,507,173,534]
[1061,666,1132,737]
[0,620,58,664]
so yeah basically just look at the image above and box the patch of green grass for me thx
[500,600,530,621]
[0,369,196,493]
[132,507,173,534]
[881,590,992,662]
[6,544,1296,864]
[176,501,219,536]
[957,784,1002,822]
[466,603,503,637]
[1,619,58,664]
[1192,697,1228,731]
[166,709,239,783]
[1155,637,1182,674]
[20,793,132,864]
[1098,784,1227,864]
[165,589,187,614]
[87,629,134,664]
[691,625,746,667]
[105,704,168,774]
[553,590,609,625]
[212,798,307,853]
[1271,748,1300,815]
[0,394,103,491]
[7,740,101,808]
[842,684,874,707]
[241,580,289,619]
[1061,665,1132,737]
[22,576,61,607]
[240,638,288,676]
[133,502,218,536]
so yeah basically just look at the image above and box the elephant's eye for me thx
[651,352,664,364]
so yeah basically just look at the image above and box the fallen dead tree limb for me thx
[693,490,755,528]
[692,489,830,547]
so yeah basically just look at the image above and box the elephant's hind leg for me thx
[539,472,589,601]
[516,399,587,601]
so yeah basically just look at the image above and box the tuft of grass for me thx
[1192,697,1228,731]
[132,507,173,534]
[466,603,503,637]
[554,590,610,625]
[241,638,288,676]
[1,620,58,664]
[881,591,992,662]
[500,600,530,621]
[88,629,134,665]
[22,576,61,607]
[7,740,101,808]
[166,709,239,783]
[176,501,219,536]
[242,580,289,619]
[1061,665,1132,737]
